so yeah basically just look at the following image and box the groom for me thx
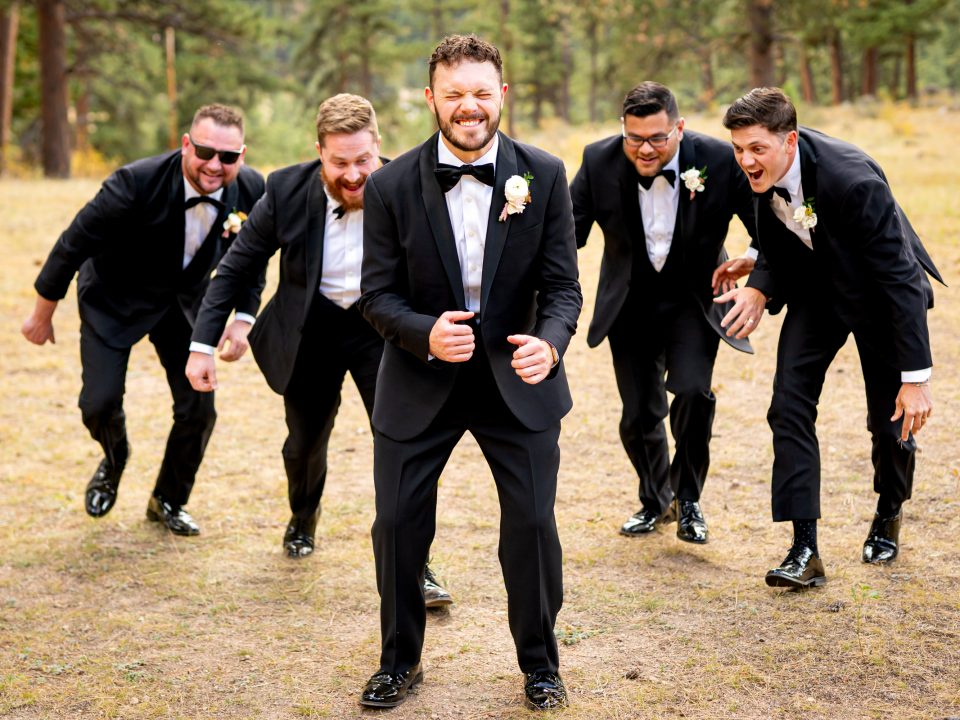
[357,35,581,710]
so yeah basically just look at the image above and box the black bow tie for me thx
[434,163,496,193]
[185,195,224,212]
[332,205,346,220]
[762,186,792,203]
[637,169,676,190]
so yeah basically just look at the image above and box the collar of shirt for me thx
[637,152,680,196]
[774,148,803,204]
[322,182,351,221]
[437,133,499,173]
[183,178,224,206]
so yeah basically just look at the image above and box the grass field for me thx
[1,104,959,719]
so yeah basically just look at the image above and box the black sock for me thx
[876,495,902,518]
[791,519,818,554]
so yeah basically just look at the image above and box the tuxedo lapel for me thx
[304,167,327,322]
[419,135,467,310]
[480,132,517,315]
[675,136,698,264]
[797,134,819,250]
[618,153,644,251]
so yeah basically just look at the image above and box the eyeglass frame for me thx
[188,135,245,165]
[620,122,679,149]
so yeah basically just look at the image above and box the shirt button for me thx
[465,196,473,204]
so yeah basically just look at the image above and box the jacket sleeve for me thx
[229,170,268,317]
[569,149,595,249]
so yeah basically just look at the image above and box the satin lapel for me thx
[798,133,819,250]
[173,169,187,271]
[420,134,467,310]
[480,132,517,315]
[676,137,697,263]
[304,166,327,322]
[206,180,240,259]
[618,153,644,251]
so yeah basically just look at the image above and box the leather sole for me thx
[764,572,827,589]
[424,595,453,609]
[359,670,423,708]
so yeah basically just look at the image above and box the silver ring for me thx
[745,317,755,325]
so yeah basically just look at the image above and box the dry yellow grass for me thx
[1,104,959,719]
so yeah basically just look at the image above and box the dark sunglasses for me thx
[188,135,243,165]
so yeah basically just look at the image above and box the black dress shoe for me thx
[283,511,320,558]
[862,511,901,564]
[619,500,677,536]
[423,564,453,608]
[676,499,709,544]
[85,457,124,518]
[146,495,200,536]
[359,664,423,708]
[524,670,568,710]
[764,544,826,589]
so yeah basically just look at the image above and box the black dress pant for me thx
[282,297,382,520]
[768,300,915,521]
[372,336,563,675]
[607,294,719,515]
[78,306,215,505]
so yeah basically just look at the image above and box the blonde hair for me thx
[315,94,379,146]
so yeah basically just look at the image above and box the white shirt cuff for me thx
[189,342,216,355]
[744,247,759,261]
[901,368,931,383]
[234,312,256,326]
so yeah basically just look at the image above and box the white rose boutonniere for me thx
[792,199,817,230]
[499,172,533,222]
[679,166,707,200]
[222,210,248,237]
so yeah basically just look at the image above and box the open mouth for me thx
[455,116,485,128]
[747,169,764,182]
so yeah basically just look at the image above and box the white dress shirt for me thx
[637,153,681,272]
[183,180,223,269]
[319,185,364,309]
[438,134,498,313]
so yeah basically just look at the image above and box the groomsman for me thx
[21,104,264,535]
[715,87,942,588]
[570,82,755,544]
[357,35,581,710]
[185,95,450,605]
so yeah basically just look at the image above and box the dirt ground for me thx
[1,106,959,719]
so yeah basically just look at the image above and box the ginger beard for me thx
[321,163,368,212]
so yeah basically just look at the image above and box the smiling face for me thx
[318,129,381,211]
[425,59,506,163]
[621,111,683,177]
[181,117,246,195]
[729,124,797,193]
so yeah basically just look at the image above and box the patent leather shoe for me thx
[283,510,320,558]
[862,511,901,564]
[764,544,826,589]
[146,495,200,536]
[676,499,709,544]
[359,664,422,708]
[85,457,124,518]
[523,670,568,710]
[423,564,453,608]
[619,500,677,536]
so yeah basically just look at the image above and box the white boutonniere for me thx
[679,166,707,200]
[499,172,533,222]
[792,199,817,230]
[222,210,248,237]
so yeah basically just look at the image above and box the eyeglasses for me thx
[621,124,678,149]
[188,135,243,165]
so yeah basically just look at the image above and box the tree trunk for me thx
[586,14,598,122]
[499,0,515,137]
[829,29,844,105]
[0,0,20,176]
[557,33,570,122]
[799,41,817,103]
[699,46,715,108]
[37,0,70,178]
[748,0,775,88]
[165,26,178,149]
[75,76,89,152]
[861,46,878,97]
[905,34,917,100]
[889,54,902,100]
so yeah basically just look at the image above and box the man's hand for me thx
[21,296,59,345]
[507,335,552,385]
[185,351,218,392]
[711,256,756,295]
[429,310,475,362]
[892,383,933,442]
[218,319,252,362]
[714,286,766,339]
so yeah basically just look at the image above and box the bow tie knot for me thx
[637,169,676,190]
[185,195,225,212]
[332,205,346,220]
[434,163,496,193]
[762,185,792,203]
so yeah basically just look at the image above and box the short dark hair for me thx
[622,82,679,121]
[192,104,245,135]
[722,87,797,134]
[428,34,503,88]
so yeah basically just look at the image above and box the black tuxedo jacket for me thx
[570,130,756,351]
[746,127,944,372]
[34,149,265,348]
[192,158,360,395]
[359,131,582,442]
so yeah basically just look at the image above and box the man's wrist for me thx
[901,368,931,384]
[234,312,256,326]
[543,339,559,367]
